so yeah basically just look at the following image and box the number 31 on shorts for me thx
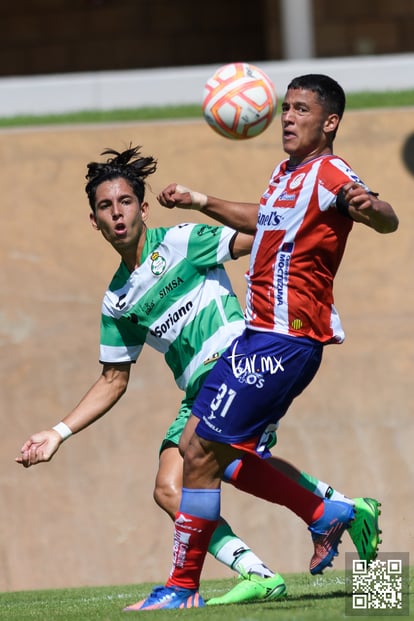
[210,383,237,418]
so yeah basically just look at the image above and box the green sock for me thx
[208,519,273,577]
[208,519,239,557]
[299,471,350,503]
[297,471,321,492]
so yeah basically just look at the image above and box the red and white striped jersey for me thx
[245,154,371,344]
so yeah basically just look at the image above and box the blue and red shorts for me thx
[192,328,323,454]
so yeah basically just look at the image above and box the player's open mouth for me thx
[114,224,127,236]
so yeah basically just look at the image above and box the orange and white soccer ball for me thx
[202,62,277,140]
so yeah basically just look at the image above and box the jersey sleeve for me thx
[185,223,236,268]
[319,156,374,208]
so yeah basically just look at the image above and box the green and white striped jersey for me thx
[100,223,245,398]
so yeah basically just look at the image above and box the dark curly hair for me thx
[85,145,157,212]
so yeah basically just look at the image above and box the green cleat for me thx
[348,497,382,562]
[206,569,287,606]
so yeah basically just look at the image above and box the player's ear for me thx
[324,113,339,134]
[140,201,150,222]
[90,211,100,230]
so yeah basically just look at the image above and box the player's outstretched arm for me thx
[157,183,259,234]
[15,363,131,468]
[342,182,399,233]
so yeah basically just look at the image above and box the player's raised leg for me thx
[268,456,382,562]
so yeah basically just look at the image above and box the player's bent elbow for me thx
[377,215,399,234]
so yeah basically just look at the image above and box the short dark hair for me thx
[85,145,157,212]
[287,74,346,119]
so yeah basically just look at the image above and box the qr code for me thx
[346,553,409,617]
[353,558,402,609]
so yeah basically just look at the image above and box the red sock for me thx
[166,512,218,590]
[229,453,323,524]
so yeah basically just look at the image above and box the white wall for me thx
[1,53,414,118]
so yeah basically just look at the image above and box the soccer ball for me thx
[202,62,277,140]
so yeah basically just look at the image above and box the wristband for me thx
[175,184,208,210]
[335,187,352,219]
[52,421,73,440]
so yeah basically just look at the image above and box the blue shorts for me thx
[192,329,323,450]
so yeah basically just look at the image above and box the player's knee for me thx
[153,480,180,519]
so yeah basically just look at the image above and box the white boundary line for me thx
[1,53,414,118]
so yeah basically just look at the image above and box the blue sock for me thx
[180,488,220,521]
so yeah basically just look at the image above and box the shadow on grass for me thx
[253,589,347,609]
[210,589,347,609]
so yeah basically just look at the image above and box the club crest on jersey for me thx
[288,172,306,190]
[150,251,166,276]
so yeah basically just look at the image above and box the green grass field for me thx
[2,569,413,620]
